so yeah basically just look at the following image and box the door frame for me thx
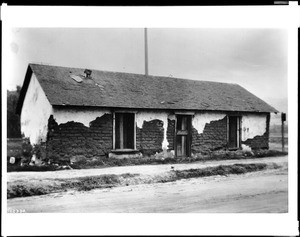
[112,111,136,150]
[174,114,192,157]
[227,115,242,149]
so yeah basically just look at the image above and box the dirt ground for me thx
[7,156,288,213]
[7,156,287,182]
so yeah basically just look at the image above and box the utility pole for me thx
[144,28,148,76]
[281,112,286,152]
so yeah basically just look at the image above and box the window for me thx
[228,116,241,149]
[114,113,135,150]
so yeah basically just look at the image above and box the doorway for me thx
[175,115,192,157]
[115,113,135,149]
[228,116,241,149]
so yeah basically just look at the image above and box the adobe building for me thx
[16,64,278,162]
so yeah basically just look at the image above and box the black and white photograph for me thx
[2,5,298,236]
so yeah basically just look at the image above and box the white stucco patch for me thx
[53,108,110,127]
[241,114,267,141]
[168,114,176,120]
[192,112,226,134]
[241,144,252,151]
[136,111,169,149]
[21,74,53,144]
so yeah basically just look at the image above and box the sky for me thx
[6,28,288,113]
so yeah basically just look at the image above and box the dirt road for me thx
[7,163,288,213]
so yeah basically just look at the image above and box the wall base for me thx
[109,150,143,159]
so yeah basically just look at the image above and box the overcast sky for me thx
[7,28,287,112]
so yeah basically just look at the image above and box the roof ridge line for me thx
[29,63,238,85]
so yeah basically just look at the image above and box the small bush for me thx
[21,138,33,158]
[32,143,47,160]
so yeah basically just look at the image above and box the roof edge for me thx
[16,65,33,115]
[234,84,279,113]
[52,104,275,114]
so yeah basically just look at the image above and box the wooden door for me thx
[175,115,192,157]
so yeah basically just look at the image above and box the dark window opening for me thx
[115,113,134,149]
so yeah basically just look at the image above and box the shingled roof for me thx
[17,63,278,114]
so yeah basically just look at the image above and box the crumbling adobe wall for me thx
[46,113,113,163]
[136,111,169,150]
[191,116,228,154]
[242,133,269,150]
[167,119,175,150]
[241,113,270,150]
[136,119,164,156]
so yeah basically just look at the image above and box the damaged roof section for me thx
[70,75,83,83]
[17,63,278,114]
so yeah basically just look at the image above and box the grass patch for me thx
[173,163,267,180]
[61,174,121,191]
[252,150,288,158]
[7,164,61,172]
[69,149,287,170]
[69,157,180,169]
[7,173,140,199]
[8,149,286,172]
[7,183,59,199]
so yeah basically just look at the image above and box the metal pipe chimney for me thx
[144,28,148,76]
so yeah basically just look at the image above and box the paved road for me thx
[8,164,288,213]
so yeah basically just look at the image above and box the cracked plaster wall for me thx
[21,74,53,144]
[241,114,267,141]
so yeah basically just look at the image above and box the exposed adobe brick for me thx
[136,119,164,156]
[46,114,113,162]
[191,117,228,154]
[242,133,269,150]
[44,112,270,162]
